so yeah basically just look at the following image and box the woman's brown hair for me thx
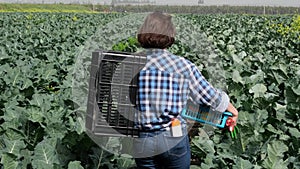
[137,12,176,49]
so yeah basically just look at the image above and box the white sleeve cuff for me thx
[214,90,229,112]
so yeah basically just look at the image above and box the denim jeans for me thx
[133,128,190,169]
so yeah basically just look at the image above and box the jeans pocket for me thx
[164,135,188,158]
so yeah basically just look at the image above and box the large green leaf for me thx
[67,161,84,169]
[2,67,20,87]
[262,141,289,169]
[190,165,201,169]
[27,106,44,123]
[289,128,300,138]
[31,139,59,169]
[3,139,26,156]
[249,83,267,98]
[19,149,33,169]
[0,153,18,169]
[232,70,244,84]
[191,136,215,154]
[29,93,52,112]
[285,86,300,111]
[68,116,85,134]
[200,154,218,169]
[232,157,253,169]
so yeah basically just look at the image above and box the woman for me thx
[133,12,238,169]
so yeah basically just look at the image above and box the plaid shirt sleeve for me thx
[188,64,229,112]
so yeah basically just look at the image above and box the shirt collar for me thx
[145,48,168,56]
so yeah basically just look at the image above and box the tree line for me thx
[94,5,300,15]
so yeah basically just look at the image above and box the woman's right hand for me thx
[226,102,239,126]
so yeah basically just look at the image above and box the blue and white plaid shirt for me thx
[135,49,229,131]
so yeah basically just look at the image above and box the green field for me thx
[0,6,299,169]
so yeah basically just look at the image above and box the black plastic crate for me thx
[86,50,147,137]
